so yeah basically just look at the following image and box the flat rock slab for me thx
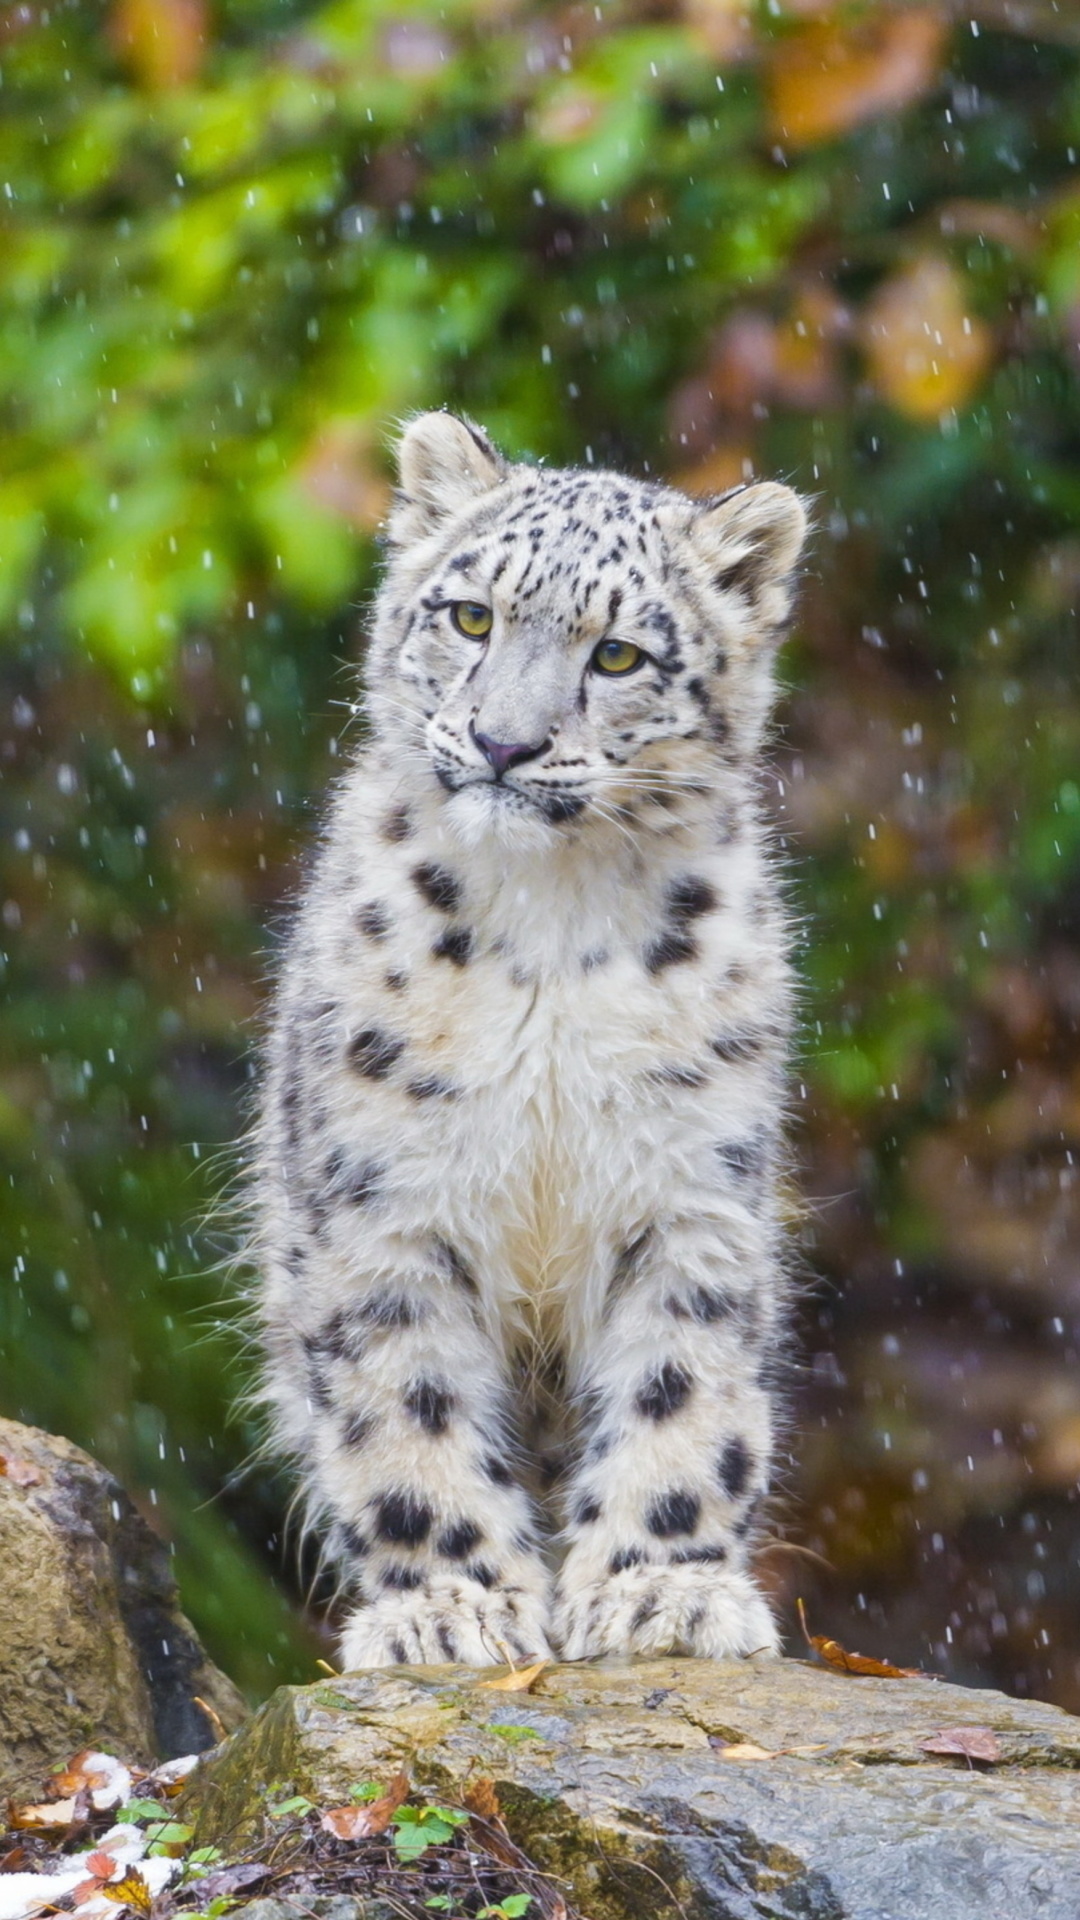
[0,1417,246,1796]
[184,1657,1080,1920]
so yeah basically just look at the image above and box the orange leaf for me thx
[862,254,993,421]
[109,0,207,90]
[796,1599,926,1678]
[768,10,946,148]
[920,1726,1003,1763]
[711,1740,777,1760]
[463,1777,501,1823]
[320,1770,409,1840]
[103,1871,153,1913]
[0,1448,42,1486]
[8,1797,78,1831]
[479,1659,548,1693]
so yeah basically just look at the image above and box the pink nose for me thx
[472,728,548,779]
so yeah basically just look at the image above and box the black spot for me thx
[284,1244,306,1278]
[435,1238,478,1296]
[667,875,717,923]
[718,1137,768,1181]
[405,1378,455,1436]
[467,1562,499,1589]
[356,901,390,940]
[327,1154,383,1207]
[362,1289,423,1330]
[574,1496,602,1526]
[716,554,761,599]
[381,1563,423,1591]
[381,804,413,842]
[342,1411,375,1449]
[665,1284,739,1324]
[374,1491,433,1547]
[608,1229,652,1308]
[412,861,461,913]
[537,792,586,824]
[483,1452,515,1487]
[432,926,474,966]
[631,1591,660,1632]
[385,969,409,992]
[635,1362,693,1422]
[672,1543,728,1564]
[340,1522,368,1558]
[302,1307,350,1360]
[609,1546,644,1574]
[436,1622,459,1661]
[710,1029,769,1063]
[718,1437,752,1500]
[686,675,711,711]
[732,1497,761,1539]
[347,1027,406,1079]
[644,928,698,974]
[580,947,609,972]
[406,1075,458,1100]
[390,1637,408,1664]
[645,1490,701,1538]
[650,1063,709,1088]
[437,1520,483,1560]
[307,1364,332,1410]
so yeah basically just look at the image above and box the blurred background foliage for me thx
[2,0,1080,1706]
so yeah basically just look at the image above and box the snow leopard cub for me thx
[254,411,807,1670]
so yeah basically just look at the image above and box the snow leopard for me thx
[253,411,808,1670]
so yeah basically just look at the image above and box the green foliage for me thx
[2,0,1080,1705]
[390,1804,469,1864]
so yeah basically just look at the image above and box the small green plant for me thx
[170,1898,236,1920]
[484,1723,544,1746]
[478,1897,534,1919]
[390,1803,468,1864]
[266,1793,316,1818]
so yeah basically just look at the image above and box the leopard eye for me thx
[451,601,493,639]
[591,638,644,676]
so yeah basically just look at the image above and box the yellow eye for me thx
[451,601,493,639]
[592,639,644,675]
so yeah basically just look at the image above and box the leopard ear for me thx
[689,482,809,636]
[388,412,506,544]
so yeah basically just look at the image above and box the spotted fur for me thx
[253,412,807,1670]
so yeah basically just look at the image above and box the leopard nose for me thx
[471,726,549,779]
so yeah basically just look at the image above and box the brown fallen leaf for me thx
[0,1845,32,1871]
[710,1740,776,1761]
[320,1769,409,1840]
[920,1726,1003,1765]
[710,1739,829,1761]
[103,1869,153,1912]
[479,1659,548,1693]
[8,1796,79,1831]
[0,1448,43,1487]
[796,1599,926,1679]
[463,1775,522,1871]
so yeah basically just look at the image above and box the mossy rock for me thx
[182,1656,1080,1919]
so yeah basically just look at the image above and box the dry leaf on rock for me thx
[462,1776,522,1871]
[920,1726,1003,1764]
[479,1660,548,1693]
[0,1449,43,1488]
[710,1740,777,1761]
[797,1599,926,1678]
[319,1770,408,1840]
[102,1870,152,1912]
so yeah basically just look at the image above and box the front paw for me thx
[553,1561,778,1661]
[339,1573,553,1671]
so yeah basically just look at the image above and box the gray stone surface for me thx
[0,1416,247,1795]
[183,1656,1080,1920]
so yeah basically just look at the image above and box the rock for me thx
[183,1656,1080,1920]
[0,1417,247,1796]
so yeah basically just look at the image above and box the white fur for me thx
[252,416,807,1668]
